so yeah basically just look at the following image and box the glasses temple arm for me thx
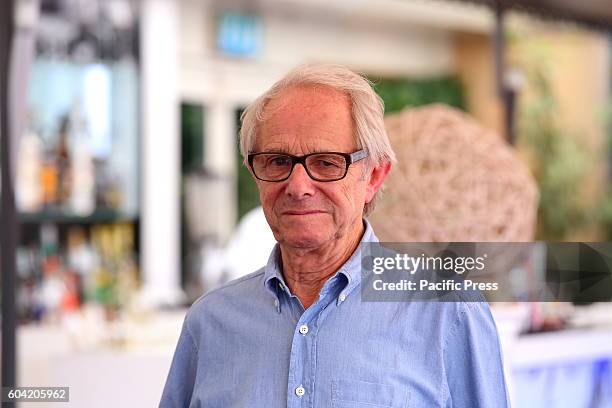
[349,149,368,163]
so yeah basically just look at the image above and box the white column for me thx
[205,102,238,243]
[139,0,184,307]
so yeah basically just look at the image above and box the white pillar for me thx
[205,102,238,243]
[139,0,184,307]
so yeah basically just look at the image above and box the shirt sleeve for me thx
[442,301,511,408]
[159,316,199,408]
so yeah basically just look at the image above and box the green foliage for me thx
[237,148,261,221]
[372,76,466,113]
[595,103,612,239]
[515,41,592,240]
[181,103,204,172]
[236,109,261,221]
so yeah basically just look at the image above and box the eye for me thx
[315,160,338,167]
[310,155,344,168]
[267,155,292,167]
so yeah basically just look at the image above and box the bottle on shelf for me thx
[56,115,72,208]
[16,221,140,325]
[16,120,44,212]
[68,104,96,215]
[40,142,59,210]
[38,223,65,324]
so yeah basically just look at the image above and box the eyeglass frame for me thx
[247,149,369,182]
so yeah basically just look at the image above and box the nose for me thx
[284,163,315,199]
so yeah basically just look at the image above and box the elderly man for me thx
[160,64,509,407]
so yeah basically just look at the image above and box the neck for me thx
[279,220,365,309]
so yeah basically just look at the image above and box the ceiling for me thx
[452,0,612,30]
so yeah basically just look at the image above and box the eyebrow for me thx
[256,148,336,155]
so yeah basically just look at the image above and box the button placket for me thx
[288,287,338,406]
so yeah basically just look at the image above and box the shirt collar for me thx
[263,218,379,305]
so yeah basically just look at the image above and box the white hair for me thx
[239,63,396,215]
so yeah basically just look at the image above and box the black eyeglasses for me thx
[247,149,368,182]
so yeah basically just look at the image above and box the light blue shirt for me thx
[160,220,510,407]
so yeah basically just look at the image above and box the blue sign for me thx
[217,12,262,57]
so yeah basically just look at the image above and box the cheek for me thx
[330,179,367,214]
[257,183,282,212]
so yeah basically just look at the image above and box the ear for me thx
[364,161,392,204]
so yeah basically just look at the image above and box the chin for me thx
[279,229,330,249]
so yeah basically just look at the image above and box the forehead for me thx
[255,85,356,153]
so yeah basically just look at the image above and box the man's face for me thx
[251,85,379,249]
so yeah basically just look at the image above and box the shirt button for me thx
[339,293,347,302]
[274,299,279,307]
[295,385,305,397]
[299,324,309,335]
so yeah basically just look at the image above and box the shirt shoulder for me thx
[182,267,268,336]
[191,267,266,310]
[440,299,509,406]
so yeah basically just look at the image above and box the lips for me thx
[282,210,325,216]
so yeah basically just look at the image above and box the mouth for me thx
[282,210,326,216]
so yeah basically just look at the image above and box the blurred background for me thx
[0,0,611,406]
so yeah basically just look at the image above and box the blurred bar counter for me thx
[495,303,612,407]
[509,328,612,407]
[16,307,186,408]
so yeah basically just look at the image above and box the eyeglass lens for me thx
[252,153,347,181]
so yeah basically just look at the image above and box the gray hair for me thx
[239,63,396,215]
